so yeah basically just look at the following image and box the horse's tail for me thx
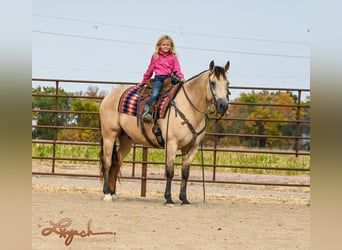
[99,136,105,180]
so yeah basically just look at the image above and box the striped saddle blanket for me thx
[118,82,181,119]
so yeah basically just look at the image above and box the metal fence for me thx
[32,78,310,195]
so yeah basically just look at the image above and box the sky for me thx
[32,0,311,98]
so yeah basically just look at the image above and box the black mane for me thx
[212,66,227,80]
[184,66,226,84]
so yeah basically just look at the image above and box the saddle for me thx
[137,77,175,120]
[118,76,182,148]
[119,76,182,120]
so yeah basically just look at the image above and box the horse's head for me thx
[208,60,230,114]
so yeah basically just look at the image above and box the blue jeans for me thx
[146,75,168,107]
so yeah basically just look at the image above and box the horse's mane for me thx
[184,65,227,84]
[184,70,208,84]
[212,66,227,80]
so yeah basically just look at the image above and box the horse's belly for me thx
[120,115,159,146]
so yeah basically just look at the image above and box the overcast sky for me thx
[32,0,310,97]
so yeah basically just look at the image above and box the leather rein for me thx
[170,72,224,156]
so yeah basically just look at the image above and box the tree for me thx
[57,86,102,142]
[32,86,71,140]
[209,90,302,149]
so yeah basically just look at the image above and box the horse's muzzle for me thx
[216,98,229,114]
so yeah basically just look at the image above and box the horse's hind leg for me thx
[116,133,133,175]
[101,137,118,201]
[101,134,133,201]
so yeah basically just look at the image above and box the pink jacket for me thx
[141,51,184,84]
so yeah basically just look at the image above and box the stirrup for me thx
[142,113,153,123]
[143,104,150,113]
[142,111,153,123]
[142,104,152,122]
[142,107,150,118]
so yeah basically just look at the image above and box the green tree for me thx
[32,86,71,140]
[212,90,301,149]
[57,85,103,142]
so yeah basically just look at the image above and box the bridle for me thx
[182,70,230,116]
[208,71,231,121]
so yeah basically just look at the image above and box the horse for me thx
[99,60,230,205]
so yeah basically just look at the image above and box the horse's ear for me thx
[209,60,215,72]
[224,61,230,72]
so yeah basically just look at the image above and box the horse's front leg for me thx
[179,145,200,205]
[164,163,175,205]
[179,164,190,205]
[164,145,176,205]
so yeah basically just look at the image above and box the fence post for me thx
[52,80,59,173]
[141,146,148,197]
[212,120,218,181]
[294,90,302,157]
[132,143,136,177]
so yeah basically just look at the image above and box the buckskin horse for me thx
[99,60,230,204]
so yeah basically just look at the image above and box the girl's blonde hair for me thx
[153,35,177,58]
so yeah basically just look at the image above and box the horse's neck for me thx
[182,71,210,111]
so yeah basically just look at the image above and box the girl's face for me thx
[159,39,172,54]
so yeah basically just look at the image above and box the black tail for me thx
[99,137,105,180]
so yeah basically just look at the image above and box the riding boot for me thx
[142,104,153,122]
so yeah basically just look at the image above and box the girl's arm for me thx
[173,57,184,80]
[141,56,155,84]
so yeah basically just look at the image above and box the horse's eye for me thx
[210,81,215,88]
[227,83,231,95]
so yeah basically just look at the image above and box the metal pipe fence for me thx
[32,78,310,195]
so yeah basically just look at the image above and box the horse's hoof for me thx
[165,202,175,207]
[111,194,118,200]
[181,201,191,206]
[103,194,112,201]
[165,200,175,206]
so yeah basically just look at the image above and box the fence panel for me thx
[32,78,310,195]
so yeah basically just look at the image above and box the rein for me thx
[170,100,207,142]
[170,72,228,156]
[166,100,207,202]
[169,78,211,157]
[182,73,226,123]
[181,83,211,116]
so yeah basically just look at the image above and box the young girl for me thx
[141,35,185,121]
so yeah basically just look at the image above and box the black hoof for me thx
[165,199,175,205]
[181,200,191,205]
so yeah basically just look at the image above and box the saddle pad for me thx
[158,83,182,118]
[118,85,140,116]
[118,83,182,118]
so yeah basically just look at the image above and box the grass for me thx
[32,143,310,176]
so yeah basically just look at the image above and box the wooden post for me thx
[141,146,148,197]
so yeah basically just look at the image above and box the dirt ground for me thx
[32,174,310,250]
